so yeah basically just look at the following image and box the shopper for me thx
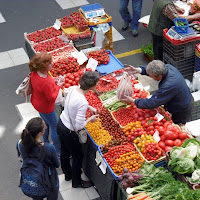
[148,0,200,60]
[17,117,60,200]
[121,60,194,125]
[57,71,99,188]
[119,0,143,37]
[29,53,60,157]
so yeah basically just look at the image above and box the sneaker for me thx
[122,22,130,31]
[72,180,93,188]
[132,29,138,37]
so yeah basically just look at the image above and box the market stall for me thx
[23,2,200,199]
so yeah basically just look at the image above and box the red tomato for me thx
[160,135,166,142]
[144,113,151,118]
[165,125,174,131]
[165,139,174,147]
[157,126,165,135]
[158,141,166,150]
[174,139,182,147]
[178,132,188,140]
[149,110,157,117]
[165,146,173,152]
[163,121,172,129]
[165,130,178,140]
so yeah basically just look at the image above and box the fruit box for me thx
[174,18,189,33]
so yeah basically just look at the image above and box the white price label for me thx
[155,112,164,122]
[53,19,61,30]
[86,58,98,71]
[153,130,160,143]
[95,151,102,166]
[99,159,107,174]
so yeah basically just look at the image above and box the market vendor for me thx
[149,0,200,61]
[121,60,194,125]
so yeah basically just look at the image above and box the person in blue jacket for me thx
[121,60,194,124]
[16,117,60,200]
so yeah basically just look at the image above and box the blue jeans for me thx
[39,110,60,155]
[119,0,143,30]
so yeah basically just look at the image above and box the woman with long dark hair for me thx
[17,117,60,200]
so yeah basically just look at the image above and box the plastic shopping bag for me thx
[117,72,133,100]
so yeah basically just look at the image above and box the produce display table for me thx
[82,134,127,200]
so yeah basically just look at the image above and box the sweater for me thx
[148,0,174,36]
[60,86,88,131]
[135,64,192,113]
[31,72,60,113]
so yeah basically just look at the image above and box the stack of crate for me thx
[191,91,200,121]
[163,29,200,81]
[194,44,200,72]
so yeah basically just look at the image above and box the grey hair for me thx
[79,71,100,90]
[146,60,167,77]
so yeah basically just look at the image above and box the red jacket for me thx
[31,72,60,113]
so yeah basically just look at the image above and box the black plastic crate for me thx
[195,55,200,72]
[191,100,200,121]
[163,53,194,80]
[74,37,94,51]
[163,37,199,61]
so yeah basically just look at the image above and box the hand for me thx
[120,95,135,104]
[176,6,185,14]
[89,114,99,123]
[89,106,98,115]
[125,65,141,75]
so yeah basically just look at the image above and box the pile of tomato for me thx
[87,49,110,65]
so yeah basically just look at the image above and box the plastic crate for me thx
[163,52,194,81]
[174,18,189,33]
[96,50,123,75]
[79,8,112,26]
[74,37,94,51]
[163,36,199,61]
[163,28,200,46]
[195,44,200,72]
[191,100,200,121]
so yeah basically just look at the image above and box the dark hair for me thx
[21,117,44,152]
[146,60,167,77]
[79,71,100,90]
[29,53,52,73]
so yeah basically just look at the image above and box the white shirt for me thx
[60,86,89,131]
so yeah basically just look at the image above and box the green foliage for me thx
[141,43,154,57]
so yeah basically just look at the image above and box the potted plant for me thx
[141,42,154,62]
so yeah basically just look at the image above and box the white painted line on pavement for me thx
[112,27,125,42]
[0,48,29,70]
[0,12,6,23]
[0,125,6,138]
[55,0,89,9]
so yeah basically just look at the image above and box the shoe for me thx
[132,29,138,37]
[122,22,130,31]
[65,174,72,181]
[72,180,93,188]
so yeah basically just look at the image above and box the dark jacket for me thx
[148,0,174,36]
[17,141,60,189]
[135,64,192,113]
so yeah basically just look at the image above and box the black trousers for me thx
[151,33,163,61]
[172,96,194,125]
[57,119,83,186]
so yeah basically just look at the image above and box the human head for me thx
[79,71,100,90]
[21,117,45,152]
[29,53,52,73]
[146,60,167,81]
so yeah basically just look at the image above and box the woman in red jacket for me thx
[29,53,60,157]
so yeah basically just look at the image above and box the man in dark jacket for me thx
[148,0,200,60]
[121,60,194,124]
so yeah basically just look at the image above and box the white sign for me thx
[95,151,102,166]
[53,19,61,30]
[86,58,98,71]
[155,112,164,122]
[99,159,107,174]
[153,130,160,143]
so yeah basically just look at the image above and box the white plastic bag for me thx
[117,72,133,100]
[192,71,200,92]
